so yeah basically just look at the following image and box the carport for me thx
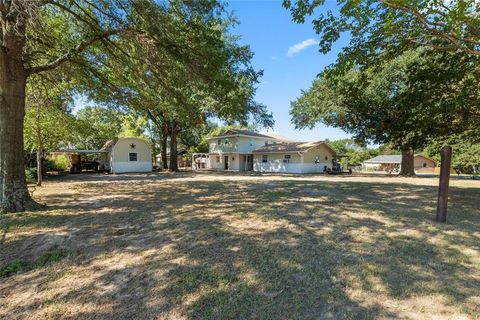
[51,149,109,173]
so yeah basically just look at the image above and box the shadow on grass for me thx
[1,174,479,319]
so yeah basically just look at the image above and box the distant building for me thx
[362,154,436,172]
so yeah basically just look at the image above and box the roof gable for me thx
[100,138,119,152]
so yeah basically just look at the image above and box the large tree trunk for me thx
[169,122,179,172]
[0,41,40,213]
[399,145,416,177]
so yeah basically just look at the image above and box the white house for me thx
[252,141,337,173]
[207,129,292,171]
[100,137,152,173]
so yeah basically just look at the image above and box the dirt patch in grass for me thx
[0,172,479,319]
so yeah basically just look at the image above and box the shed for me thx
[101,137,152,173]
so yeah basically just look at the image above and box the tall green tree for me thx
[1,0,266,212]
[24,74,76,186]
[424,134,480,174]
[85,4,273,171]
[291,49,480,176]
[74,106,139,150]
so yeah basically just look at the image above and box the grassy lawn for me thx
[1,172,479,319]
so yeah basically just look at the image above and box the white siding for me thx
[253,161,331,173]
[209,153,241,170]
[111,138,152,173]
[111,161,152,173]
[252,144,335,174]
[209,136,280,155]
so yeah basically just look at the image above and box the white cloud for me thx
[286,38,318,57]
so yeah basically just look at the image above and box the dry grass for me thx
[1,172,479,319]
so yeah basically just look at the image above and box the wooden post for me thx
[436,146,452,222]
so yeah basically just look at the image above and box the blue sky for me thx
[227,0,351,141]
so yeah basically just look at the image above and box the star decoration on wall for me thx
[130,143,136,149]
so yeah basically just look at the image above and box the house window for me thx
[129,152,138,162]
[325,156,328,161]
[265,141,268,146]
[284,155,291,163]
[216,156,220,162]
[315,156,320,164]
[423,163,427,167]
[249,139,254,146]
[262,155,268,163]
[218,139,222,145]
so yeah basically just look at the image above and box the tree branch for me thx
[26,28,125,76]
[380,0,480,55]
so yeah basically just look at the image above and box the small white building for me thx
[101,137,152,173]
[252,141,337,173]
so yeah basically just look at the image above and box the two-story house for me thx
[208,129,288,171]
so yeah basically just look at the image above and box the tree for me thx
[74,107,125,150]
[291,49,480,176]
[284,0,480,176]
[325,139,380,168]
[424,134,480,174]
[24,74,77,186]
[283,0,480,63]
[0,1,136,212]
[2,0,244,212]
[82,3,273,172]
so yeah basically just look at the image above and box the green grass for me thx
[0,248,72,278]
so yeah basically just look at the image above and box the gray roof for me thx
[363,155,402,164]
[363,154,435,164]
[100,138,118,152]
[221,129,273,138]
[253,141,334,153]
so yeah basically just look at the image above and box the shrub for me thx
[47,154,70,171]
[25,167,36,183]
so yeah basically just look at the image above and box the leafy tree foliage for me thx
[284,0,480,64]
[24,73,77,186]
[82,4,273,171]
[1,0,271,212]
[291,49,480,176]
[325,139,380,167]
[424,134,480,173]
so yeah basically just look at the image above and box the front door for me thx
[246,154,253,171]
[224,156,229,170]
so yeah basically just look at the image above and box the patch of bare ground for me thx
[0,171,479,319]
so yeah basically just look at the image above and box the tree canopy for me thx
[283,0,480,66]
[291,49,480,175]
